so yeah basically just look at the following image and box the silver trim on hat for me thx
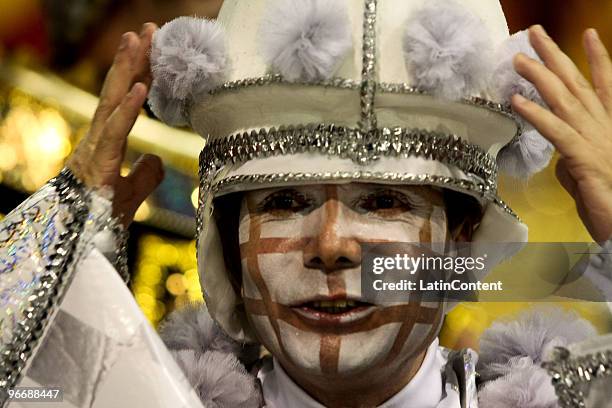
[200,124,497,185]
[360,0,378,133]
[210,172,519,221]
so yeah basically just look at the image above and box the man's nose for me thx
[303,202,361,272]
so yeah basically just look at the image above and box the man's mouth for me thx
[291,298,377,327]
[300,299,372,314]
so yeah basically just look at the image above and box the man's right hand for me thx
[67,23,164,227]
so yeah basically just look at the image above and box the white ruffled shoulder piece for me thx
[0,168,126,395]
[477,307,599,408]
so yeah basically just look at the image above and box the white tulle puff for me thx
[402,0,493,100]
[497,129,555,179]
[259,0,352,81]
[172,349,262,408]
[478,358,559,408]
[477,307,595,407]
[493,30,555,179]
[493,30,545,106]
[149,17,228,126]
[478,307,596,382]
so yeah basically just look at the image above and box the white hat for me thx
[149,0,553,342]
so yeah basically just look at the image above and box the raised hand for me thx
[66,23,164,226]
[512,25,612,243]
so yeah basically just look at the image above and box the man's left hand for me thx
[512,25,612,243]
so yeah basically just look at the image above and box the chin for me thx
[277,321,411,377]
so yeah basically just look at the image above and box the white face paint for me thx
[238,183,449,378]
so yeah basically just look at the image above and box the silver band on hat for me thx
[200,124,497,185]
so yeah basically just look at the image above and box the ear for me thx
[449,217,476,242]
[443,190,482,242]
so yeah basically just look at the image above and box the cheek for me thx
[340,204,448,244]
[255,252,329,304]
[239,211,330,304]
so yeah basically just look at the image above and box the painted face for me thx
[238,183,448,378]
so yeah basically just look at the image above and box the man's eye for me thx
[259,190,312,214]
[358,191,412,213]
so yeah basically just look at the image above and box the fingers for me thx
[511,94,584,158]
[134,23,158,88]
[584,28,612,114]
[513,54,595,137]
[528,25,608,122]
[93,24,157,135]
[123,154,165,221]
[93,82,148,184]
[93,32,140,130]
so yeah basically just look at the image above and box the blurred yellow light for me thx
[131,286,157,299]
[141,235,163,246]
[0,144,17,171]
[133,234,199,321]
[38,126,71,158]
[135,292,156,309]
[134,201,151,222]
[20,173,39,191]
[120,164,131,177]
[184,268,199,283]
[156,244,179,265]
[27,109,71,160]
[191,187,199,209]
[187,242,197,259]
[135,264,163,286]
[166,273,187,296]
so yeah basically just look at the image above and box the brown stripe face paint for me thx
[320,334,342,374]
[239,183,448,378]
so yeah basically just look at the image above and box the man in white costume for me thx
[1,0,612,407]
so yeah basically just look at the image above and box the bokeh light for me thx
[131,234,202,327]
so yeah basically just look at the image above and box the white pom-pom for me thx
[497,129,555,179]
[172,350,262,408]
[478,358,558,408]
[403,0,493,100]
[158,303,241,356]
[147,84,188,127]
[478,307,596,382]
[493,31,555,179]
[259,0,352,81]
[149,16,228,125]
[493,30,545,106]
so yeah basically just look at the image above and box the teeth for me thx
[299,299,370,315]
[311,300,356,308]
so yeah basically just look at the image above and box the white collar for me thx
[258,338,452,408]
